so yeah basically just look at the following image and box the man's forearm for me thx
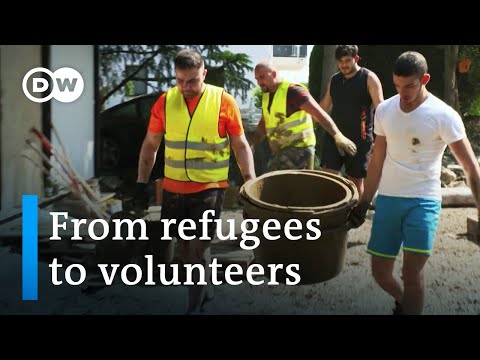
[361,141,386,204]
[449,138,480,219]
[466,172,480,218]
[362,161,382,204]
[313,114,340,137]
[234,144,256,182]
[137,142,157,183]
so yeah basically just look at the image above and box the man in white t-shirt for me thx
[348,51,480,315]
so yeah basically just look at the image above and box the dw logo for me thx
[22,67,84,103]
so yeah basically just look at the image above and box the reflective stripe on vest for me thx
[262,81,316,149]
[164,85,229,183]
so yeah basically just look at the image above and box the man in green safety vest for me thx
[250,60,357,172]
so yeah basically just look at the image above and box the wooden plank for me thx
[38,247,95,256]
[0,189,71,225]
[466,216,480,244]
[447,164,463,173]
[0,219,107,239]
[97,192,116,203]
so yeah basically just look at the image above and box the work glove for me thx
[334,132,357,157]
[133,182,149,211]
[348,201,370,228]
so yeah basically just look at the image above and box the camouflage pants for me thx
[267,146,315,172]
[161,188,225,313]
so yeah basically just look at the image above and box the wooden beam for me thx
[466,216,480,244]
[0,189,71,226]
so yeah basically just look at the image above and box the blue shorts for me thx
[367,195,441,259]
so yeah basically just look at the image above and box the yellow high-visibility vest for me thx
[262,81,316,150]
[164,85,230,183]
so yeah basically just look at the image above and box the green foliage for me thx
[124,81,134,97]
[308,45,324,101]
[98,45,255,105]
[459,46,480,63]
[445,117,480,166]
[308,45,326,159]
[468,96,480,116]
[208,50,254,102]
[465,119,480,155]
[252,86,263,108]
[458,45,480,118]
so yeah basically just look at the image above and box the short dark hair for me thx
[393,51,428,78]
[175,49,204,70]
[335,45,358,60]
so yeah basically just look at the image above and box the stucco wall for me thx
[0,45,95,218]
[0,45,43,215]
[50,45,95,181]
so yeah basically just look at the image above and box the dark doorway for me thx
[358,45,445,99]
[0,47,2,210]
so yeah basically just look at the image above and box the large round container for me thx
[240,170,358,284]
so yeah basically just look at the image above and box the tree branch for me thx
[100,48,163,105]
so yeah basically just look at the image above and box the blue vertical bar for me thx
[22,195,38,300]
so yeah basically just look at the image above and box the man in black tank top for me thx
[319,45,384,198]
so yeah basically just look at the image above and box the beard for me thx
[260,85,269,93]
[340,67,354,76]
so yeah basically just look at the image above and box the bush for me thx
[459,45,480,118]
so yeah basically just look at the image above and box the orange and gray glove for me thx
[334,132,357,157]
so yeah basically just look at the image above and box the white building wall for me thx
[227,45,313,109]
[0,45,95,218]
[50,45,95,180]
[0,45,43,215]
[227,45,270,109]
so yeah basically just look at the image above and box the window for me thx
[273,45,307,58]
[126,65,147,96]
